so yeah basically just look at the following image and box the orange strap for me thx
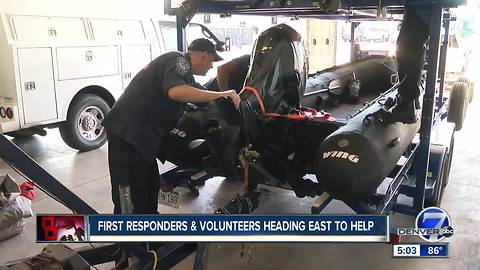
[265,112,305,120]
[242,86,336,122]
[265,110,336,121]
[243,86,266,114]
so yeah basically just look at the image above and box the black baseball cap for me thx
[188,38,223,62]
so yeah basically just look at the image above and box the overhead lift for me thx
[0,0,467,268]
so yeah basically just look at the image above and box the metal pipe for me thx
[437,12,450,109]
[413,5,443,211]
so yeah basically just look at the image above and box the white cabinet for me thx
[49,17,88,42]
[90,19,146,43]
[11,15,88,43]
[121,45,151,88]
[117,20,145,43]
[12,16,51,42]
[89,19,118,41]
[56,46,119,80]
[17,48,58,124]
[307,20,337,72]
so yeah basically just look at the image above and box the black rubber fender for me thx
[457,77,474,104]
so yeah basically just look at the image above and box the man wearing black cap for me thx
[103,38,240,214]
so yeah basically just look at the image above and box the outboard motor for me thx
[166,24,308,176]
[240,23,308,144]
[166,99,241,176]
[166,105,211,169]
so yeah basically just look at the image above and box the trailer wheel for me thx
[447,82,468,131]
[425,145,454,208]
[425,157,445,208]
[59,94,110,151]
[470,82,475,103]
[457,77,473,103]
[442,135,454,188]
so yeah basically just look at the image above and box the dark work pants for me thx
[107,132,160,214]
[396,7,431,101]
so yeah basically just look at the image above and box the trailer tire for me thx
[442,135,454,188]
[59,94,110,151]
[457,77,473,103]
[447,82,468,131]
[470,82,475,103]
[425,172,443,207]
[425,156,445,208]
[425,141,455,208]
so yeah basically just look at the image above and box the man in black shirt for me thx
[103,38,240,214]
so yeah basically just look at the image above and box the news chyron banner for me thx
[37,214,389,242]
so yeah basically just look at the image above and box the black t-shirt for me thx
[103,51,198,162]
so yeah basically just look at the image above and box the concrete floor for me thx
[0,89,479,269]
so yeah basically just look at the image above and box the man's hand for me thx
[222,90,241,108]
[168,85,240,108]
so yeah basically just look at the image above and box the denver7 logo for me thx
[416,207,452,242]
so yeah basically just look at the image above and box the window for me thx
[158,21,178,51]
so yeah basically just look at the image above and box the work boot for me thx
[384,99,418,124]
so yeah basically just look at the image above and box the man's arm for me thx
[168,85,241,108]
[161,53,240,107]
